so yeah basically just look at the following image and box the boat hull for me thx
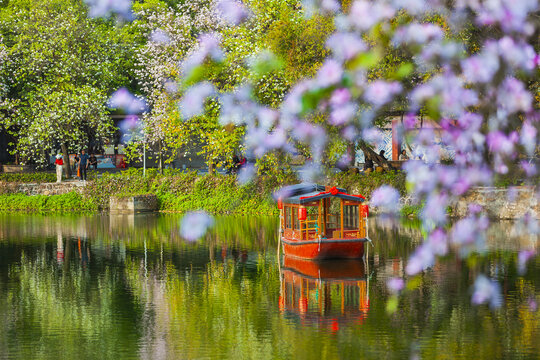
[282,237,366,260]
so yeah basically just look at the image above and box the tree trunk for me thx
[346,143,356,168]
[208,160,215,175]
[357,142,395,170]
[62,143,71,177]
[158,142,163,174]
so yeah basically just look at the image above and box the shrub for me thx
[0,192,97,211]
[331,170,407,197]
[0,172,56,183]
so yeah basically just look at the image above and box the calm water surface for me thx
[0,213,538,359]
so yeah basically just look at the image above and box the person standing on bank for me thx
[78,150,89,181]
[54,154,63,183]
[89,153,98,170]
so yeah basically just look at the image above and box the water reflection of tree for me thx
[0,214,538,359]
[0,239,142,360]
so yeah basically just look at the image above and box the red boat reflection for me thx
[279,256,370,330]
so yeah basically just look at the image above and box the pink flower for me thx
[521,161,537,177]
[498,37,536,71]
[364,81,401,106]
[326,33,367,60]
[499,77,533,113]
[406,244,434,275]
[421,193,448,226]
[330,88,351,106]
[362,128,384,148]
[393,23,444,45]
[237,163,256,185]
[518,250,536,275]
[461,54,499,83]
[316,60,343,87]
[182,34,223,75]
[403,114,417,129]
[179,82,215,119]
[486,131,516,155]
[109,88,147,114]
[349,1,394,31]
[180,211,214,241]
[217,0,250,25]
[528,298,538,312]
[387,277,404,294]
[520,121,537,156]
[370,186,400,213]
[392,0,427,14]
[149,29,171,44]
[341,126,358,141]
[330,104,356,125]
[472,275,502,309]
[428,228,448,256]
[85,0,132,19]
[468,203,483,214]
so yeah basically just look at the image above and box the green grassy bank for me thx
[0,169,407,214]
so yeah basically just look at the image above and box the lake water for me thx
[0,213,538,359]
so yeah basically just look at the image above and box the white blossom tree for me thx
[0,0,131,169]
[130,0,224,169]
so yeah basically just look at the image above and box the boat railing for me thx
[300,219,319,240]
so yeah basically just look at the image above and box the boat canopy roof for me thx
[278,183,365,205]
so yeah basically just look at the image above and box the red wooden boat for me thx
[277,183,369,260]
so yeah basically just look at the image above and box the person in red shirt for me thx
[54,154,64,183]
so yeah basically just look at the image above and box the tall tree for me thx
[0,0,133,169]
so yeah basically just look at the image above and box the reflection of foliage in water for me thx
[0,244,142,360]
[0,214,538,359]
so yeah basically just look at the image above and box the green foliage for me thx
[83,169,279,214]
[266,11,333,82]
[255,153,297,184]
[0,172,56,183]
[331,170,407,197]
[0,191,96,211]
[0,169,411,213]
[0,0,134,164]
[401,203,422,217]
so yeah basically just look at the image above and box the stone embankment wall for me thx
[450,186,538,220]
[110,195,158,213]
[0,181,85,196]
[360,186,538,220]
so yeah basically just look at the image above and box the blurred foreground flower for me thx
[472,275,502,309]
[518,250,536,275]
[217,0,250,25]
[370,186,401,214]
[84,0,132,19]
[387,277,405,294]
[237,163,256,185]
[109,88,147,114]
[180,211,214,241]
[179,82,215,119]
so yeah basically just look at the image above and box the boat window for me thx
[343,205,359,230]
[325,198,342,232]
[293,207,300,231]
[285,206,292,229]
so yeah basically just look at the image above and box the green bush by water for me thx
[0,192,96,211]
[0,172,56,183]
[332,170,407,197]
[0,169,410,214]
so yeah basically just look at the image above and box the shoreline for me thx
[0,171,537,219]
